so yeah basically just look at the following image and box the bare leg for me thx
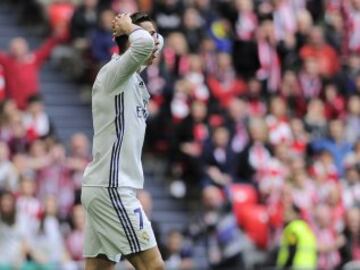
[125,246,165,270]
[85,254,116,270]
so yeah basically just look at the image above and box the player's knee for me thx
[147,258,165,270]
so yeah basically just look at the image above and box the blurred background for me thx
[0,0,360,269]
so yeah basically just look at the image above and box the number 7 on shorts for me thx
[134,207,143,230]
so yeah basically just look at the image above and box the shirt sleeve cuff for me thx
[128,27,153,44]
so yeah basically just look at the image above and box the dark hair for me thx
[292,203,302,215]
[115,12,154,54]
[131,12,153,25]
[0,191,16,226]
[27,94,43,104]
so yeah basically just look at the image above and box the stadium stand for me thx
[1,0,360,270]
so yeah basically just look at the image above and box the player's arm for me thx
[107,13,155,86]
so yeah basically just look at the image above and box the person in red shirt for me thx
[299,26,340,78]
[47,0,75,37]
[207,52,246,108]
[323,84,346,120]
[0,31,64,110]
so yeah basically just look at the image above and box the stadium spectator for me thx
[289,118,309,156]
[225,97,249,154]
[245,78,266,117]
[256,20,281,93]
[340,207,360,266]
[0,99,19,143]
[0,142,18,192]
[15,0,48,30]
[26,195,76,269]
[288,171,316,214]
[236,117,271,183]
[190,186,246,269]
[70,0,98,43]
[182,7,205,53]
[170,100,209,186]
[163,229,193,270]
[325,10,344,52]
[67,132,90,203]
[22,95,53,140]
[299,26,340,77]
[184,54,209,102]
[202,126,235,187]
[323,83,346,120]
[16,176,42,239]
[199,37,219,76]
[342,0,360,54]
[0,192,26,269]
[207,52,246,108]
[266,96,293,146]
[90,9,116,65]
[163,32,190,78]
[257,143,289,203]
[345,141,360,172]
[66,204,85,263]
[341,162,360,209]
[36,143,74,218]
[47,0,75,38]
[151,0,184,36]
[8,112,31,155]
[313,204,344,270]
[311,119,353,175]
[304,99,327,140]
[341,53,360,95]
[345,95,360,143]
[298,58,323,100]
[233,0,258,43]
[0,31,65,109]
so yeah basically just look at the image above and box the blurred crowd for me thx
[0,0,360,269]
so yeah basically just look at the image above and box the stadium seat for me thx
[231,183,258,206]
[235,204,269,250]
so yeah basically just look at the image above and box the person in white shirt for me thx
[81,12,165,270]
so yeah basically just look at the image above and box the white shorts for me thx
[81,186,157,262]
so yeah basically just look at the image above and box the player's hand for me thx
[112,13,135,37]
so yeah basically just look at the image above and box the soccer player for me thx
[81,12,165,270]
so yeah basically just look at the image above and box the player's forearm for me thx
[128,28,155,58]
[106,27,155,85]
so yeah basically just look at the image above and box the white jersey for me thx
[83,28,155,189]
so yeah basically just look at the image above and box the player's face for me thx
[139,21,159,66]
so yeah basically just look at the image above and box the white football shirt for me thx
[83,28,155,189]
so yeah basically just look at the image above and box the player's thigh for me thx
[82,187,131,261]
[85,255,115,270]
[115,187,158,253]
[125,246,164,270]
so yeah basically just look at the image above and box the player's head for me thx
[115,12,161,66]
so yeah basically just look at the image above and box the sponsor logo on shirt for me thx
[136,104,148,119]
